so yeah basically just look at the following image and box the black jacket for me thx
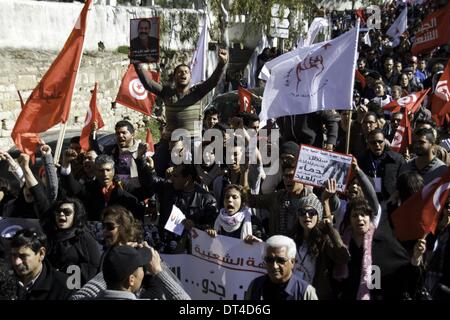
[276,111,340,147]
[3,183,50,219]
[17,259,73,300]
[60,172,144,221]
[136,158,217,229]
[45,228,101,285]
[357,148,406,200]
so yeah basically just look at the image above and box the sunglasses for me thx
[298,208,318,217]
[102,222,119,231]
[264,256,290,265]
[369,140,384,145]
[54,208,74,216]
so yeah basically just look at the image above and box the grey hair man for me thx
[245,235,318,300]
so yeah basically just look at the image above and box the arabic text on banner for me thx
[294,145,353,192]
[162,228,266,300]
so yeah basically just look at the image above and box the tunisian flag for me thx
[411,3,450,56]
[11,0,92,158]
[115,64,159,116]
[80,83,104,151]
[238,86,252,112]
[390,108,411,153]
[431,59,450,116]
[391,167,450,241]
[382,89,429,114]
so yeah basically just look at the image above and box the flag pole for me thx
[345,111,352,154]
[346,19,360,155]
[54,122,68,165]
[53,1,92,165]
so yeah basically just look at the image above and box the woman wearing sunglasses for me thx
[70,205,190,300]
[294,184,349,300]
[42,197,101,286]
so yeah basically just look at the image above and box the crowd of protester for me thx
[0,0,449,300]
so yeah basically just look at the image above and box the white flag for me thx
[190,18,208,87]
[363,31,372,46]
[386,7,408,47]
[304,17,330,46]
[164,205,186,236]
[259,26,359,122]
[259,47,303,81]
[243,33,269,88]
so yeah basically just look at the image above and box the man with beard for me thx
[134,49,228,178]
[401,128,448,184]
[357,129,406,201]
[91,120,145,193]
[130,19,159,63]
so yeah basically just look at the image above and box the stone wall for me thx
[0,0,206,150]
[0,0,201,52]
[0,47,194,150]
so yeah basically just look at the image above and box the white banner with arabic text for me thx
[162,228,266,300]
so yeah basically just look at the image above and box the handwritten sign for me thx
[164,205,186,236]
[294,145,352,192]
[162,228,266,300]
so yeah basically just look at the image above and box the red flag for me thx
[11,0,92,158]
[431,59,450,116]
[391,167,450,241]
[355,69,366,89]
[390,108,411,153]
[146,128,155,156]
[80,83,105,152]
[355,9,366,25]
[115,64,159,116]
[411,3,450,55]
[238,86,252,113]
[382,89,429,114]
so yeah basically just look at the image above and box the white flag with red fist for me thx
[115,64,159,116]
[259,25,358,121]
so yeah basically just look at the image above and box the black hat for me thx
[280,141,299,157]
[403,66,414,73]
[102,245,151,284]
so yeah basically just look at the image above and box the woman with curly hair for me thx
[101,205,144,248]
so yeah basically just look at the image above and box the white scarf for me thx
[214,207,253,240]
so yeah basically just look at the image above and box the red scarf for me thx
[101,182,116,204]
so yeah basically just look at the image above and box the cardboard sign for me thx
[294,145,352,192]
[130,17,160,63]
